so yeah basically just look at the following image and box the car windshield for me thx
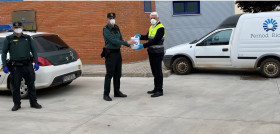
[33,35,69,53]
[190,30,215,44]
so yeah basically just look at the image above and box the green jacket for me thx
[1,33,39,66]
[103,24,129,49]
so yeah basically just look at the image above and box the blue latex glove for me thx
[135,34,141,38]
[137,44,144,50]
[3,66,9,74]
[34,63,39,71]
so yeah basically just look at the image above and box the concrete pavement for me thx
[82,59,171,77]
[0,73,280,134]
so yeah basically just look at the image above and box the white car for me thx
[0,32,82,98]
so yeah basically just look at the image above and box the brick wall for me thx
[0,1,155,64]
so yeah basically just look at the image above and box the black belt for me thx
[108,49,120,53]
[10,59,31,66]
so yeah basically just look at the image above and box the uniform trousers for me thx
[10,63,37,105]
[148,52,164,93]
[104,52,122,95]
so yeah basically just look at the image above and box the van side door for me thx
[195,29,233,67]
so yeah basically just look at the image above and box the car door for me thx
[0,37,8,85]
[195,29,233,67]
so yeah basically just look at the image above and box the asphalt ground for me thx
[0,71,279,134]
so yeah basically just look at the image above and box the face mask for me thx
[110,19,115,25]
[14,28,22,34]
[150,19,157,25]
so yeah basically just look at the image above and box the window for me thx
[203,29,232,46]
[144,1,152,12]
[173,1,200,15]
[33,35,69,53]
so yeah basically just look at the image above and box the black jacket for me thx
[140,22,165,54]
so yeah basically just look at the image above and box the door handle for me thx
[222,48,228,52]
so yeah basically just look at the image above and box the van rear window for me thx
[33,35,69,53]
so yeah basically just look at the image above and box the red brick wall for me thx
[0,1,155,64]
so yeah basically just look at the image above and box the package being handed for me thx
[130,37,140,49]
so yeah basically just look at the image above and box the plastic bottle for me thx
[130,36,140,49]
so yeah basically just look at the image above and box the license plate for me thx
[62,74,76,82]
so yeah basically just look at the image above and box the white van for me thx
[164,12,280,78]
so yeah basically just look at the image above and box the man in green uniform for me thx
[102,12,135,101]
[2,22,42,111]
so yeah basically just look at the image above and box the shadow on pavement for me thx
[0,90,11,98]
[36,84,79,98]
[192,69,260,76]
[0,84,79,99]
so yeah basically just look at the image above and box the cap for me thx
[13,21,23,27]
[107,12,116,18]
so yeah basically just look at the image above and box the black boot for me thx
[30,102,42,109]
[12,104,21,111]
[114,91,127,97]
[103,95,112,101]
[151,92,163,97]
[147,89,155,94]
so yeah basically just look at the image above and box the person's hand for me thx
[137,44,144,50]
[134,34,141,38]
[3,66,9,74]
[34,63,39,71]
[127,39,136,45]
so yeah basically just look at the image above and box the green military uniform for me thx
[2,34,38,65]
[103,24,130,49]
[103,23,129,98]
[2,33,39,106]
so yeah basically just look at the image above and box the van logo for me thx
[263,19,278,32]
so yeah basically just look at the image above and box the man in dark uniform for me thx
[2,22,42,111]
[135,12,165,97]
[102,13,135,101]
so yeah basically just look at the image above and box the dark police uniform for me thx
[102,13,130,101]
[140,22,165,97]
[1,26,39,108]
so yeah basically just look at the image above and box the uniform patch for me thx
[13,39,18,42]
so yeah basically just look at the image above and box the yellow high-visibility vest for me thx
[148,23,165,39]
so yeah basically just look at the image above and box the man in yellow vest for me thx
[135,12,165,97]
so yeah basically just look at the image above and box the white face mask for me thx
[150,19,157,25]
[14,28,23,34]
[110,19,115,25]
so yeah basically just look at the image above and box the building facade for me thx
[0,1,235,64]
[0,1,155,64]
[155,1,235,49]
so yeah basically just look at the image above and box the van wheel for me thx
[9,78,28,99]
[260,58,280,78]
[172,57,192,75]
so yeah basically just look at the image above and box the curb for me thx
[82,70,172,77]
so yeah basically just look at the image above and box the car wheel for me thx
[62,81,73,86]
[9,78,28,99]
[172,57,192,75]
[260,58,280,78]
